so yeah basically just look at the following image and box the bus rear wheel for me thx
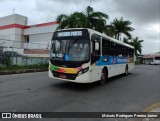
[99,69,107,85]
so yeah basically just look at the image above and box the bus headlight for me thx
[78,71,83,76]
[83,67,89,73]
[77,67,89,76]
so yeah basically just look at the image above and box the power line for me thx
[13,8,15,14]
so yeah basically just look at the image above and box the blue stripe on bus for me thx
[96,56,131,66]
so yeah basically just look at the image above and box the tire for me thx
[99,69,107,85]
[124,66,128,76]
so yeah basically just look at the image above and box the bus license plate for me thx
[60,74,66,79]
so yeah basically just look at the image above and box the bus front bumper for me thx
[49,69,91,83]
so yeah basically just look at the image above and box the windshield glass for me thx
[51,39,89,61]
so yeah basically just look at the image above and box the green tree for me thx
[105,25,116,37]
[123,37,144,56]
[56,12,87,29]
[85,6,109,32]
[56,6,109,32]
[109,17,134,40]
[123,37,129,43]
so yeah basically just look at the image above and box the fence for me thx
[0,39,50,51]
[0,39,50,66]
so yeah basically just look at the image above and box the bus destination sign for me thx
[57,31,82,37]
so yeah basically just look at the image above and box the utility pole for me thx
[13,9,15,14]
[89,0,91,6]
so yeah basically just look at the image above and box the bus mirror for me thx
[95,42,99,50]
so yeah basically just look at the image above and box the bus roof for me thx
[87,28,134,49]
[56,28,134,49]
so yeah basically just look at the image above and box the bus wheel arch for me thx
[124,64,128,76]
[99,67,108,85]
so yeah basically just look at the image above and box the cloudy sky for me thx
[0,0,159,54]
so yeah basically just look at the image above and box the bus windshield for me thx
[51,39,89,61]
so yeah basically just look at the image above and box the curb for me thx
[143,102,160,112]
[0,69,48,75]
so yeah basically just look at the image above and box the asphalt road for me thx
[0,65,159,121]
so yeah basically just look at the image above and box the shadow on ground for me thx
[49,73,134,92]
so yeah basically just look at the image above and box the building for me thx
[0,14,58,57]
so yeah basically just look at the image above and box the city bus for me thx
[143,55,160,65]
[49,28,135,84]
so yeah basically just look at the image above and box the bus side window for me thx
[102,37,110,56]
[130,49,134,57]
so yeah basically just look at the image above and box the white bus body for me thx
[49,28,135,83]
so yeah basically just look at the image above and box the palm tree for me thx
[56,12,87,29]
[109,17,134,40]
[56,6,109,32]
[123,37,143,56]
[131,37,143,56]
[123,37,129,43]
[105,25,116,37]
[85,6,109,32]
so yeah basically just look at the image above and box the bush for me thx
[0,63,48,71]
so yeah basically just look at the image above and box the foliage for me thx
[123,37,144,56]
[0,64,48,71]
[0,53,12,66]
[106,17,134,40]
[105,25,116,37]
[56,6,109,33]
[86,6,109,32]
[56,6,143,54]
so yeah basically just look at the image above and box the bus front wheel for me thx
[99,69,107,85]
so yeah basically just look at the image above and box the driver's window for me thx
[91,34,101,56]
[55,40,61,51]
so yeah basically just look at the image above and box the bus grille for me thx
[51,71,77,80]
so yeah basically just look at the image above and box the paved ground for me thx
[0,64,159,121]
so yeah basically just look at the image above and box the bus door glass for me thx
[90,34,101,82]
[91,34,101,64]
